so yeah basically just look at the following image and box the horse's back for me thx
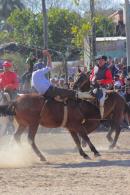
[15,93,45,113]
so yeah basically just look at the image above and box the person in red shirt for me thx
[90,55,113,118]
[91,55,113,85]
[0,61,19,99]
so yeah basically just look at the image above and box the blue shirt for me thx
[31,67,51,94]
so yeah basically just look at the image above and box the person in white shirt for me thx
[31,50,94,100]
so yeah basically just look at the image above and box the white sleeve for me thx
[94,66,99,74]
[40,66,52,74]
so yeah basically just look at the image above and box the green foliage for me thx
[1,7,115,59]
[0,31,14,44]
[0,0,25,20]
[71,21,91,47]
[48,8,82,52]
[72,0,80,6]
[7,9,43,46]
[95,15,115,37]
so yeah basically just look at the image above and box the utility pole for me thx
[41,0,48,65]
[90,0,96,66]
[41,0,48,49]
[124,0,130,74]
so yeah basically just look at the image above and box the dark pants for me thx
[21,71,32,83]
[44,86,76,100]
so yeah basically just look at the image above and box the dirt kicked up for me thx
[0,131,130,195]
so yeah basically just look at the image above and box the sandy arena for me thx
[0,129,130,195]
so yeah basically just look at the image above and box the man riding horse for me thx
[0,61,19,100]
[90,55,113,118]
[31,50,94,101]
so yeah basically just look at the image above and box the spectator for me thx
[0,61,19,99]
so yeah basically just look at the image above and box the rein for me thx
[79,79,89,89]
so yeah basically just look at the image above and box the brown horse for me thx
[73,72,130,148]
[0,93,101,161]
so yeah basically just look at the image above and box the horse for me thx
[0,91,15,136]
[0,93,102,161]
[73,72,130,149]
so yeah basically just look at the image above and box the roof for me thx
[96,37,126,42]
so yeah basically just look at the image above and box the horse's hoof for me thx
[109,144,114,149]
[40,157,47,162]
[81,143,87,148]
[84,155,91,160]
[106,135,113,143]
[44,161,50,165]
[94,152,101,157]
[116,145,120,150]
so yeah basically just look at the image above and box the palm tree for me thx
[0,0,25,20]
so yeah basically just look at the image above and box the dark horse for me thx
[73,72,130,148]
[0,93,101,161]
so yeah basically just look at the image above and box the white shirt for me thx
[31,67,52,94]
[91,65,99,83]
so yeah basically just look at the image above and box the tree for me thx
[0,0,25,20]
[7,9,43,46]
[95,15,115,37]
[48,8,82,52]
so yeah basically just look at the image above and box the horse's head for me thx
[73,72,90,92]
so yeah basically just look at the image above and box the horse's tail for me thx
[0,102,16,117]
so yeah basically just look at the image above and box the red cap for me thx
[3,61,13,68]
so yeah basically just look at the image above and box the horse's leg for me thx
[78,126,101,157]
[109,126,121,149]
[109,113,123,149]
[69,130,90,159]
[6,116,15,135]
[106,122,114,144]
[14,124,25,144]
[0,117,8,136]
[28,124,46,161]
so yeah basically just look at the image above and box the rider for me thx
[90,55,113,118]
[21,53,37,89]
[0,61,19,100]
[31,50,94,101]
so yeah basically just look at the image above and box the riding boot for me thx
[99,88,106,119]
[99,105,104,119]
[77,91,95,100]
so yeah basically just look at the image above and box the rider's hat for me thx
[2,61,13,68]
[33,62,45,71]
[95,55,107,61]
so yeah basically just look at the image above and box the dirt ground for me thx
[0,129,130,195]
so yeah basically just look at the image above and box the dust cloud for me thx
[0,138,40,168]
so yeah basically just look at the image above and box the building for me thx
[84,36,126,69]
[108,9,126,36]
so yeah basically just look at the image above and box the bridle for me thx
[74,73,90,91]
